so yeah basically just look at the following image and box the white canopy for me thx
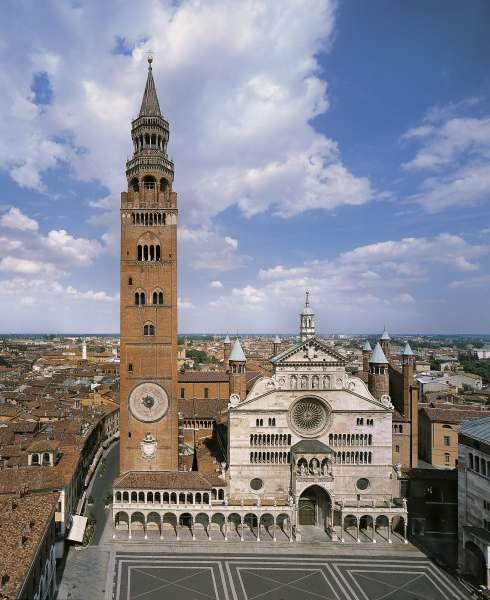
[67,515,88,543]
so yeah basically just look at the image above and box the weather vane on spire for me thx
[145,50,154,66]
[305,289,310,306]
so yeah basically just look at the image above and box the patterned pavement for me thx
[113,552,472,600]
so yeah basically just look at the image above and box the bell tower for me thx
[119,57,179,473]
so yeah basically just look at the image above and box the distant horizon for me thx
[2,332,490,338]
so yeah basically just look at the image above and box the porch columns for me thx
[224,521,228,541]
[356,520,360,543]
[403,519,408,544]
[128,520,132,540]
[273,521,276,542]
[388,521,392,544]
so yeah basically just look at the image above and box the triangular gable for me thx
[271,337,347,366]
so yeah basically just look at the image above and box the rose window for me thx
[290,398,329,436]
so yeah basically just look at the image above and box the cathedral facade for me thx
[113,61,408,544]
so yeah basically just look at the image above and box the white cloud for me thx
[397,293,415,304]
[189,232,489,332]
[402,111,490,212]
[180,226,249,271]
[0,0,371,239]
[0,207,38,231]
[0,256,56,275]
[42,229,102,266]
[224,236,238,250]
[209,280,223,289]
[259,265,310,280]
[178,297,194,309]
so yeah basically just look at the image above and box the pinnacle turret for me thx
[139,57,161,117]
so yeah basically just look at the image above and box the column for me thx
[289,517,294,543]
[388,519,392,544]
[256,518,260,542]
[128,519,132,540]
[224,520,228,541]
[208,522,212,541]
[192,517,195,541]
[160,517,163,541]
[176,517,180,541]
[372,519,376,543]
[403,519,408,544]
[356,519,360,543]
[341,516,345,543]
[240,520,244,542]
[144,519,147,540]
[272,520,276,542]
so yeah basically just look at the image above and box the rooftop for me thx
[0,491,58,599]
[229,338,246,362]
[113,470,225,490]
[370,342,388,364]
[459,416,490,444]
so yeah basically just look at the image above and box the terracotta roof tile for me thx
[113,470,224,490]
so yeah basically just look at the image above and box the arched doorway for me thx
[298,486,332,529]
[465,541,487,587]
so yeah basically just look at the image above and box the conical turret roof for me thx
[139,57,161,117]
[229,338,246,362]
[274,335,281,344]
[403,342,414,356]
[380,325,391,341]
[362,340,372,352]
[224,335,231,344]
[369,342,388,364]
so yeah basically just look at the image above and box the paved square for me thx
[113,552,472,600]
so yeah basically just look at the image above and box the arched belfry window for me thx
[160,178,169,193]
[143,323,155,336]
[153,290,164,305]
[130,177,139,192]
[143,175,156,190]
[134,291,145,306]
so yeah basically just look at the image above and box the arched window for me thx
[128,363,133,372]
[137,245,142,261]
[143,175,156,190]
[144,323,155,336]
[130,177,139,192]
[128,277,133,286]
[160,178,169,193]
[156,245,161,260]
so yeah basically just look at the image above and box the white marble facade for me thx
[228,336,404,531]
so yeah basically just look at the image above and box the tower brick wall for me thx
[119,59,179,474]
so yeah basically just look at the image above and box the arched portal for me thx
[298,485,332,529]
[464,541,487,587]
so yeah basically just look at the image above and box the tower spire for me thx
[300,289,315,342]
[139,56,161,117]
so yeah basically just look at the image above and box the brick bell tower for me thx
[119,57,178,473]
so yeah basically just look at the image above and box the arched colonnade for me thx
[113,510,295,542]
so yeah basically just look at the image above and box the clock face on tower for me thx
[129,382,169,422]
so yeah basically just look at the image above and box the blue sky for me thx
[0,0,489,334]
